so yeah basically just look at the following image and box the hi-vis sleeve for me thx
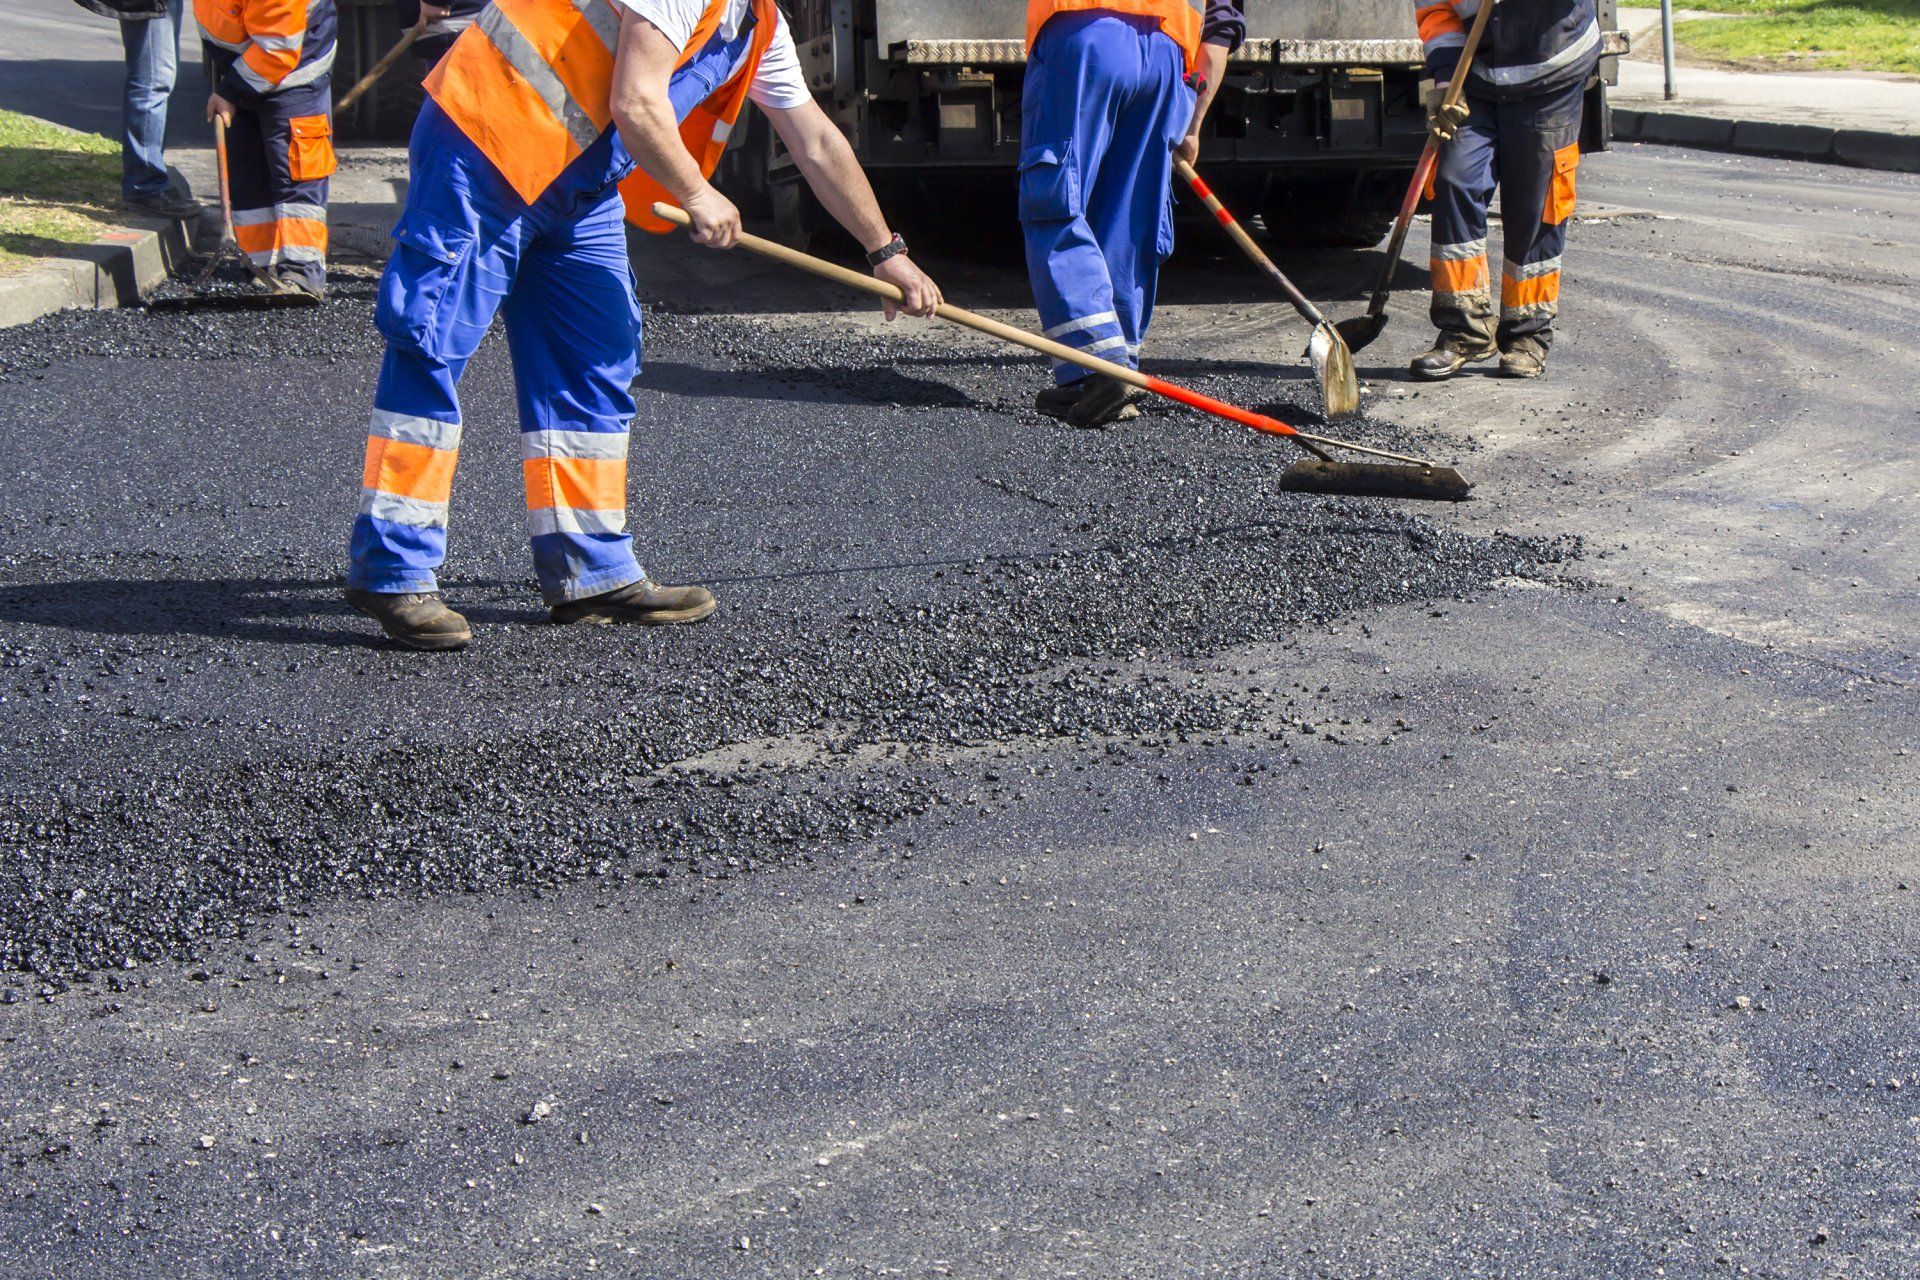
[1415,0,1477,84]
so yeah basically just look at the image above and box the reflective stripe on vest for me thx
[425,0,776,222]
[1024,0,1201,73]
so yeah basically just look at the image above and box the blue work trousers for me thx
[1019,12,1193,386]
[1430,79,1585,348]
[347,99,646,605]
[119,0,185,201]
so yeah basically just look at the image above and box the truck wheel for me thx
[1261,177,1403,250]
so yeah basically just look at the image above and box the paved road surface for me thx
[0,142,1916,1278]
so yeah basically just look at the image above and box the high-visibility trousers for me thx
[346,98,647,605]
[1429,78,1585,348]
[1018,11,1194,386]
[225,84,333,293]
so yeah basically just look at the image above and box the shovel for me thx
[1334,0,1497,354]
[651,204,1470,502]
[149,117,320,313]
[1174,158,1358,419]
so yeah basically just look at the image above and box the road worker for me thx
[342,0,941,651]
[195,0,337,297]
[1412,0,1599,380]
[1019,0,1244,428]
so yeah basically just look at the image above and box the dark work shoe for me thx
[1410,331,1498,381]
[551,578,717,627]
[124,188,203,221]
[1066,374,1144,428]
[1499,335,1549,379]
[1034,382,1086,421]
[345,588,472,651]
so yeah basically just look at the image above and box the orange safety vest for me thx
[1024,0,1202,73]
[424,0,778,231]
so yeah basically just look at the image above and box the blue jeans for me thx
[119,0,184,200]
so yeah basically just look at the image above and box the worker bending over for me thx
[1413,0,1599,380]
[1019,0,1242,428]
[344,0,941,651]
[195,0,336,297]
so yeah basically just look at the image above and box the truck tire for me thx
[1261,174,1404,250]
[333,1,428,142]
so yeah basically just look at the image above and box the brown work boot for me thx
[344,588,473,651]
[1066,374,1144,428]
[551,578,717,627]
[1499,335,1549,379]
[1410,331,1498,381]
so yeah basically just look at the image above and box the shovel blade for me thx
[1279,459,1472,503]
[1307,322,1360,419]
[1333,312,1389,355]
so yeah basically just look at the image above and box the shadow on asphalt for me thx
[0,579,545,647]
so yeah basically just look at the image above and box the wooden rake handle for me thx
[650,204,1441,467]
[336,16,426,113]
[1173,158,1327,328]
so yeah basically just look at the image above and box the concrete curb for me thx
[1613,108,1920,174]
[0,209,198,331]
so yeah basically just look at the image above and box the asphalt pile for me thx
[0,282,1573,979]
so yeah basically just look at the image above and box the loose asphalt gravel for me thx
[0,142,1916,1279]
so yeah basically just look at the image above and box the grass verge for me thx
[0,109,125,276]
[1618,0,1920,75]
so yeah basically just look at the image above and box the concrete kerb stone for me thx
[0,208,198,330]
[1613,108,1920,175]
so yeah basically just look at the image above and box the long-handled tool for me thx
[1333,0,1497,354]
[1174,158,1359,420]
[651,203,1470,502]
[149,117,319,313]
[336,15,427,114]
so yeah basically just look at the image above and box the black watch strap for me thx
[866,232,908,268]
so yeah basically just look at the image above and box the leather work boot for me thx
[551,578,717,627]
[1066,374,1144,428]
[1410,331,1498,381]
[1499,335,1549,379]
[344,589,473,651]
[1034,381,1085,421]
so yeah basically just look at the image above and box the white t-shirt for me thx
[610,0,814,111]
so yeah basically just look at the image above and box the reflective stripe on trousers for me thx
[1428,78,1584,346]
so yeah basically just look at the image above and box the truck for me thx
[716,0,1627,248]
[328,0,1626,248]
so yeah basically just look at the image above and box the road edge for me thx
[0,209,199,330]
[1613,108,1920,174]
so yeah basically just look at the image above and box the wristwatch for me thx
[866,232,909,268]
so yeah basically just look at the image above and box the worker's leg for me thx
[1019,13,1133,391]
[1494,80,1584,375]
[236,87,333,296]
[348,100,528,601]
[502,189,648,606]
[1413,92,1499,379]
[1084,19,1192,365]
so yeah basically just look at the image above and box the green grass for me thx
[0,109,124,275]
[1617,0,1920,75]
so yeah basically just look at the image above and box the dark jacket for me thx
[73,0,168,19]
[1418,0,1600,99]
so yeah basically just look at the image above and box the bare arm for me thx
[1175,42,1230,165]
[608,10,742,246]
[764,97,942,319]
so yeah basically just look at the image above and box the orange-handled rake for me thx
[652,204,1470,502]
[1174,158,1359,419]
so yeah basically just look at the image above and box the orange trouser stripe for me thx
[235,217,329,254]
[1431,255,1488,294]
[1502,271,1562,308]
[523,455,627,512]
[363,436,458,504]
